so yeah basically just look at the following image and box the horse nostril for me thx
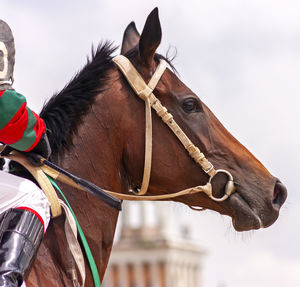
[272,181,287,208]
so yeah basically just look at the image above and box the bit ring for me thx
[208,169,235,202]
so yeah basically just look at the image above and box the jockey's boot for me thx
[0,209,44,287]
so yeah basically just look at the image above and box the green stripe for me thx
[10,107,37,151]
[0,90,26,130]
[48,176,101,287]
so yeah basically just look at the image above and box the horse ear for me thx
[139,7,162,66]
[121,22,140,55]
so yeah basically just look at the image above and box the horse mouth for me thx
[229,193,264,231]
[227,180,287,231]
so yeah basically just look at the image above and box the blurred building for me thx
[103,201,205,287]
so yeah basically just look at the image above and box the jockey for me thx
[0,20,51,286]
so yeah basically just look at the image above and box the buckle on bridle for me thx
[203,163,215,175]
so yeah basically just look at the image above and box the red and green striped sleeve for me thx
[0,89,46,151]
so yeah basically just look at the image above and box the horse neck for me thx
[56,92,128,280]
[61,92,129,193]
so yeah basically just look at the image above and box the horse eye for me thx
[182,98,201,113]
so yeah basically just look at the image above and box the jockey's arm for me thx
[0,89,46,152]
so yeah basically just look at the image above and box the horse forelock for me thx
[124,45,177,74]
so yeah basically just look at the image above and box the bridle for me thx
[0,54,235,205]
[112,55,236,202]
[111,55,236,203]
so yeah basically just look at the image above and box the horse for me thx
[24,8,287,286]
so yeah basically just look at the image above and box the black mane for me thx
[40,41,117,160]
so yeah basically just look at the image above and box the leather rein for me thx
[111,55,236,203]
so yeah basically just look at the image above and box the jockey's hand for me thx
[0,145,14,156]
[0,133,51,167]
[27,133,52,166]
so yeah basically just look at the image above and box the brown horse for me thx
[25,8,287,286]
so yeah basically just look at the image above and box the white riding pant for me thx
[0,170,50,232]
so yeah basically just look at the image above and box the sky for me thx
[1,1,300,286]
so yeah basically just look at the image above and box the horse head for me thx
[111,8,287,231]
[31,8,288,285]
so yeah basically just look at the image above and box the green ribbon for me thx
[48,176,101,287]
